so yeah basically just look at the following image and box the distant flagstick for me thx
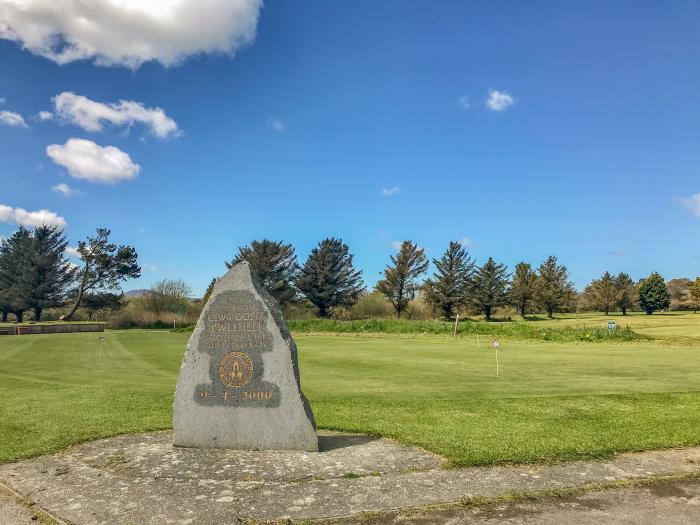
[492,339,501,377]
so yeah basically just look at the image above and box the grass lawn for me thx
[0,329,699,467]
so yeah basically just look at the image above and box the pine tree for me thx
[638,272,670,315]
[0,228,34,322]
[583,271,617,315]
[227,239,298,307]
[614,272,637,315]
[297,238,364,317]
[422,241,474,319]
[535,255,576,319]
[202,278,217,305]
[470,257,509,321]
[25,225,76,321]
[65,228,140,320]
[508,262,536,317]
[375,241,428,317]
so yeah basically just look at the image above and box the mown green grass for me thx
[0,330,699,466]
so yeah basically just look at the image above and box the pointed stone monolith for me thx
[173,261,318,451]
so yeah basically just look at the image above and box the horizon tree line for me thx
[221,238,687,319]
[0,226,690,322]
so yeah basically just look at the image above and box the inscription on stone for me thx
[173,261,318,451]
[193,289,280,408]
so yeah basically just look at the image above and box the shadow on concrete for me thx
[318,433,378,452]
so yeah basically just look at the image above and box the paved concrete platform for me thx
[0,431,698,524]
[331,477,700,524]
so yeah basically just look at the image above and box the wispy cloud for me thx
[35,110,53,121]
[0,204,66,228]
[52,183,79,197]
[391,241,403,250]
[52,92,179,138]
[65,246,81,258]
[143,262,160,273]
[382,186,400,197]
[678,192,700,217]
[47,138,140,184]
[459,237,474,248]
[486,89,516,111]
[608,250,626,257]
[0,110,28,128]
[457,95,470,110]
[267,116,285,132]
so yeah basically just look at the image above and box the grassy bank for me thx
[289,318,646,342]
[1,331,698,466]
[173,317,647,342]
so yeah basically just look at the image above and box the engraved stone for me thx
[173,261,318,451]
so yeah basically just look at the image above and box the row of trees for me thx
[217,238,364,318]
[0,227,140,322]
[226,238,689,319]
[376,241,577,320]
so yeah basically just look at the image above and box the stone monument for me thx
[173,261,318,451]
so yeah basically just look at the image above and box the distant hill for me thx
[124,289,150,297]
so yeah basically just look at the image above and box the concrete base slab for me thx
[0,431,698,524]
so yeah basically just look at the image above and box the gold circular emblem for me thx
[218,351,253,388]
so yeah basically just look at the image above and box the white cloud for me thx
[0,0,262,68]
[0,110,28,127]
[391,241,403,250]
[459,237,473,248]
[267,117,285,132]
[0,204,66,228]
[51,183,78,197]
[382,186,400,197]
[457,95,470,110]
[486,89,516,111]
[679,192,700,217]
[65,246,81,258]
[46,138,140,184]
[53,92,179,138]
[35,110,53,121]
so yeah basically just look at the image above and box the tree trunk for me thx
[1,310,7,322]
[604,307,609,316]
[547,307,554,319]
[34,305,42,322]
[64,289,84,320]
[519,302,526,318]
[622,306,627,316]
[15,309,24,323]
[318,304,328,318]
[484,306,491,321]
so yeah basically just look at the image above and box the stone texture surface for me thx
[0,487,41,525]
[173,261,317,451]
[332,478,700,524]
[0,431,698,524]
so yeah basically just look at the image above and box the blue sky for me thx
[1,0,699,295]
